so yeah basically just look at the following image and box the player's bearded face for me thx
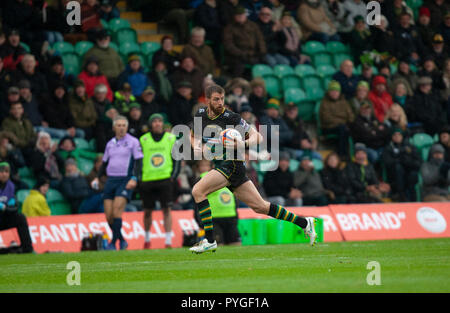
[208,92,225,115]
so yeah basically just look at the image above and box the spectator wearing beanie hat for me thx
[420,143,450,202]
[319,80,354,157]
[368,75,393,122]
[117,54,151,97]
[259,98,293,149]
[428,33,449,69]
[417,7,434,48]
[438,125,450,163]
[349,80,372,115]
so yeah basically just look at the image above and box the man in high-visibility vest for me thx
[197,160,241,246]
[139,113,180,249]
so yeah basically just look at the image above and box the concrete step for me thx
[132,23,158,35]
[120,11,142,23]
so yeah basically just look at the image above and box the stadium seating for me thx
[140,41,161,57]
[252,64,273,78]
[75,41,94,57]
[273,64,294,78]
[109,41,119,52]
[325,41,350,54]
[53,41,74,55]
[74,138,91,150]
[294,64,316,77]
[113,28,138,44]
[108,18,131,33]
[332,52,353,68]
[300,74,322,92]
[262,74,282,99]
[410,133,434,161]
[78,158,95,175]
[20,42,30,53]
[315,64,336,89]
[311,52,333,68]
[22,177,37,189]
[284,88,306,105]
[303,41,326,57]
[281,74,302,92]
[62,52,81,75]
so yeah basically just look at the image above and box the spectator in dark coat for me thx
[369,15,395,56]
[1,101,36,152]
[218,0,240,28]
[391,58,419,93]
[262,152,302,206]
[258,99,293,149]
[170,55,205,101]
[332,59,360,99]
[17,79,44,128]
[393,12,426,64]
[348,15,372,65]
[223,6,267,77]
[293,155,328,206]
[194,0,223,56]
[127,102,148,139]
[417,7,434,49]
[345,143,391,203]
[138,86,162,121]
[406,76,446,136]
[29,131,63,189]
[0,29,26,71]
[248,77,270,118]
[420,143,450,201]
[45,55,75,92]
[321,152,351,203]
[92,83,115,152]
[168,81,196,126]
[40,83,83,139]
[60,158,90,214]
[426,0,450,31]
[99,0,120,22]
[13,54,48,97]
[382,128,422,202]
[428,33,449,70]
[350,102,391,163]
[417,56,446,91]
[151,35,180,75]
[149,55,174,106]
[255,6,289,67]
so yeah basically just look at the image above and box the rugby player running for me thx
[189,84,317,253]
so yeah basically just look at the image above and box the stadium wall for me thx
[0,203,449,253]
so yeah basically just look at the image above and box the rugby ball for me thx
[220,128,243,145]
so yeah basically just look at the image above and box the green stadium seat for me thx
[312,52,333,68]
[50,201,72,216]
[273,64,294,78]
[252,64,273,78]
[289,159,299,172]
[113,28,137,44]
[108,18,131,33]
[22,177,36,189]
[284,88,306,105]
[303,41,326,57]
[315,64,336,78]
[281,74,302,92]
[411,133,434,160]
[332,52,353,68]
[312,159,323,171]
[20,42,30,53]
[74,138,91,150]
[306,87,325,102]
[53,41,74,54]
[62,52,81,76]
[75,41,94,57]
[119,41,141,56]
[78,158,94,175]
[262,74,282,99]
[18,167,34,179]
[16,189,30,204]
[298,101,316,122]
[109,42,119,52]
[301,74,322,92]
[325,41,350,54]
[294,64,316,77]
[141,41,161,56]
[46,189,65,203]
[100,19,109,30]
[89,138,97,151]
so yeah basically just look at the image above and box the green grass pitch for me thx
[0,238,449,293]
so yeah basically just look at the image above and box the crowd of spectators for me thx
[0,0,449,217]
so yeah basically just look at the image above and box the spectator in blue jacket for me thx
[332,59,361,99]
[99,0,120,22]
[117,54,152,97]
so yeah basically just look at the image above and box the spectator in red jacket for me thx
[78,55,113,102]
[1,29,26,71]
[369,75,393,122]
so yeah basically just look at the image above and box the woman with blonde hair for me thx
[384,103,409,137]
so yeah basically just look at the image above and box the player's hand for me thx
[125,179,137,190]
[224,138,244,150]
[91,177,99,190]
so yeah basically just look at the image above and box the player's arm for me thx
[190,130,204,159]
